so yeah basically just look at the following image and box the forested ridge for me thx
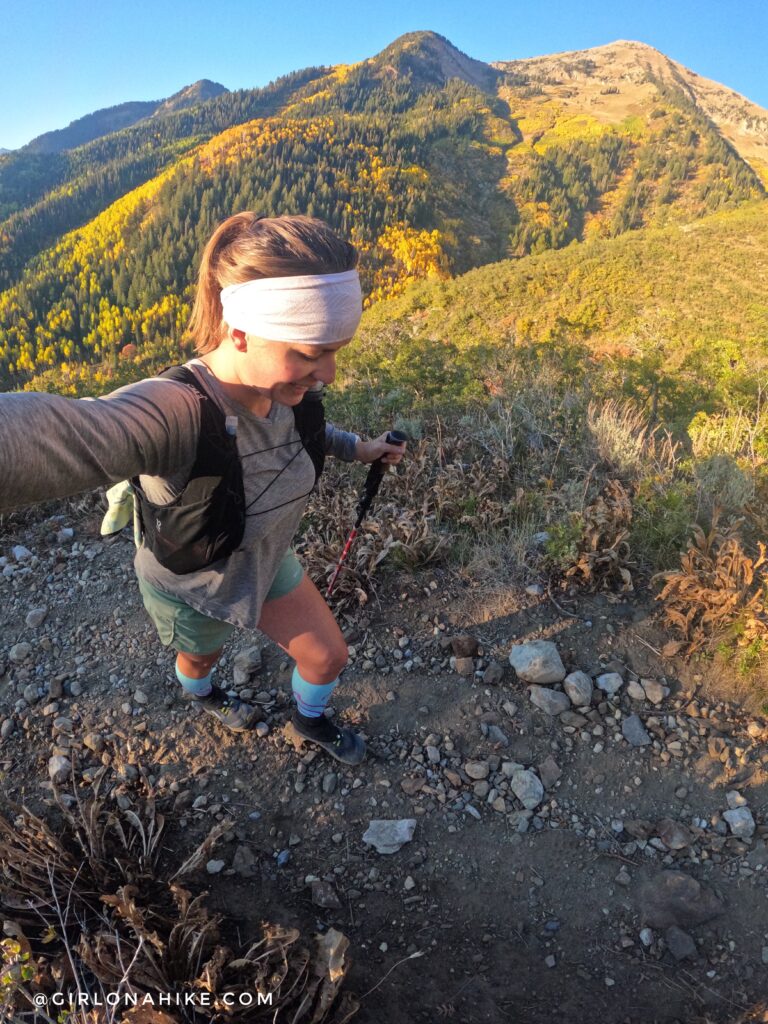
[0,31,765,390]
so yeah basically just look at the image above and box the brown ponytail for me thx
[187,213,358,355]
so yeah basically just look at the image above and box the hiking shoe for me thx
[182,684,260,732]
[290,711,366,766]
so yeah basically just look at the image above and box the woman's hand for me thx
[355,432,407,466]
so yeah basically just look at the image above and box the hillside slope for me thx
[494,40,768,186]
[1,32,766,387]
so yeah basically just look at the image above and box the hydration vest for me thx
[128,365,325,575]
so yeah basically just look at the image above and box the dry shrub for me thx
[695,454,755,514]
[0,769,357,1023]
[561,479,635,592]
[301,435,524,607]
[653,511,768,654]
[586,399,679,480]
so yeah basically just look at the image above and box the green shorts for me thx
[137,549,305,655]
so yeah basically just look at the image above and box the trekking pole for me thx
[326,430,408,598]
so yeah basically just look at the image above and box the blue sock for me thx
[291,666,338,718]
[175,662,214,697]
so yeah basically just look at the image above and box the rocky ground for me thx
[2,507,768,1023]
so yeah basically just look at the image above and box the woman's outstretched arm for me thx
[0,378,201,512]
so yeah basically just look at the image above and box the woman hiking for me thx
[0,213,406,766]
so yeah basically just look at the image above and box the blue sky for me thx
[2,0,766,150]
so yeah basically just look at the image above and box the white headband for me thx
[220,269,362,344]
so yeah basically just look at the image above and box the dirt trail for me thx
[2,509,768,1023]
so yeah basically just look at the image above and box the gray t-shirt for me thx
[0,360,359,628]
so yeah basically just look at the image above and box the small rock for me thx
[528,686,570,716]
[537,755,562,790]
[486,725,509,747]
[25,607,48,628]
[622,714,652,747]
[451,634,478,658]
[206,860,226,875]
[726,790,748,810]
[403,875,417,891]
[464,760,490,781]
[639,928,654,947]
[454,657,475,677]
[311,880,341,909]
[627,680,646,701]
[232,845,258,877]
[641,678,669,705]
[563,671,593,706]
[0,719,15,740]
[234,646,262,673]
[656,819,693,851]
[48,755,71,785]
[23,684,41,705]
[48,678,64,700]
[362,819,417,854]
[596,672,624,696]
[482,661,505,686]
[401,777,426,796]
[509,641,566,684]
[665,926,697,961]
[12,545,32,561]
[560,710,588,727]
[322,772,338,795]
[133,690,149,705]
[9,643,32,664]
[510,769,544,811]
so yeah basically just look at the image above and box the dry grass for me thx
[586,398,680,481]
[0,766,357,1023]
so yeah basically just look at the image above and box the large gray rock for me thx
[637,871,724,929]
[723,806,756,838]
[563,671,593,706]
[622,714,652,747]
[362,819,417,854]
[528,686,570,716]
[508,642,565,684]
[510,769,544,810]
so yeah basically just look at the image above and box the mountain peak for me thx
[373,31,498,92]
[152,80,228,118]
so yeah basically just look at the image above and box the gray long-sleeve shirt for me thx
[0,359,359,629]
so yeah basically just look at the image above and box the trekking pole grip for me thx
[363,430,408,495]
